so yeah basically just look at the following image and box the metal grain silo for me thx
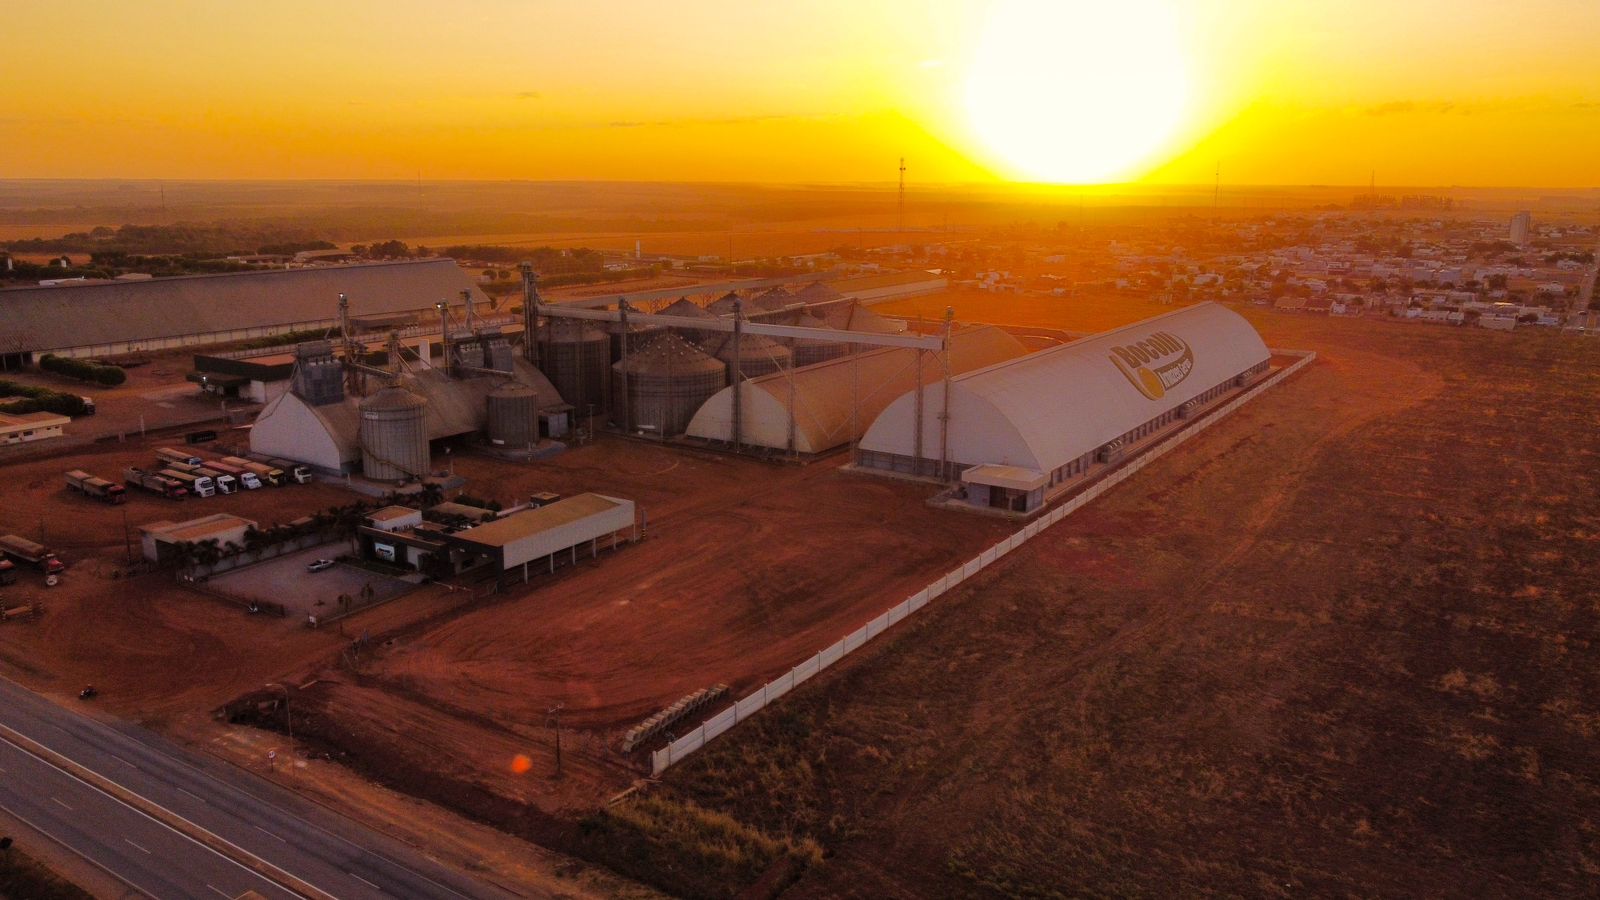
[359,386,429,481]
[541,318,611,415]
[790,319,851,368]
[611,333,727,436]
[487,382,539,447]
[701,330,793,379]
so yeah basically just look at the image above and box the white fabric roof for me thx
[858,302,1270,472]
[685,326,1027,453]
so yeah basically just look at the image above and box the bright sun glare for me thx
[965,0,1191,184]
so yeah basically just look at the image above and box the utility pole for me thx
[898,156,907,236]
[548,703,565,778]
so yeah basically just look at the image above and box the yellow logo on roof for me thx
[1109,331,1193,400]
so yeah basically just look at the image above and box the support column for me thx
[731,298,744,450]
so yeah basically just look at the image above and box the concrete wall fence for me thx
[652,349,1317,775]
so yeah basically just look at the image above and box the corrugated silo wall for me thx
[616,365,728,436]
[543,335,612,415]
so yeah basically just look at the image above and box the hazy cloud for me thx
[605,113,802,129]
[1367,100,1455,116]
[515,91,542,100]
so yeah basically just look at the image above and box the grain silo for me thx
[541,318,611,415]
[789,318,852,368]
[359,385,429,481]
[486,381,539,447]
[611,333,727,436]
[705,291,743,316]
[699,330,793,379]
[657,297,717,343]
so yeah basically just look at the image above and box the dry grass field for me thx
[581,307,1600,897]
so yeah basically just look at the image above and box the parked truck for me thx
[267,458,313,484]
[160,469,214,498]
[224,456,282,487]
[0,534,65,575]
[65,469,128,504]
[197,468,239,494]
[202,459,261,490]
[156,447,204,468]
[124,467,188,500]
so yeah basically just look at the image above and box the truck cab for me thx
[212,474,237,494]
[238,472,262,490]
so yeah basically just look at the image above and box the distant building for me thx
[1510,211,1532,246]
[0,259,486,370]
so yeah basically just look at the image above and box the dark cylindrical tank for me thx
[611,333,727,436]
[359,386,429,481]
[487,382,539,446]
[541,319,611,415]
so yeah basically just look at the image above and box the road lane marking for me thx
[350,872,383,892]
[255,825,288,843]
[207,885,234,898]
[52,797,73,810]
[125,837,152,854]
[178,787,207,803]
[0,720,335,900]
[109,752,139,769]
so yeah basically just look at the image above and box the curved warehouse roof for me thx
[250,358,561,470]
[686,325,1027,453]
[857,302,1271,473]
[0,259,486,356]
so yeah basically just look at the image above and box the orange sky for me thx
[3,0,1597,186]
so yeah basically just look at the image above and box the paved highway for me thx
[0,676,511,899]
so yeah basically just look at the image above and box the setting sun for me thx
[964,0,1191,183]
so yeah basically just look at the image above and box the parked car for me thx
[306,559,336,573]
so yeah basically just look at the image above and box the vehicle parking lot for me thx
[206,543,417,621]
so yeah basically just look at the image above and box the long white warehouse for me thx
[855,302,1272,512]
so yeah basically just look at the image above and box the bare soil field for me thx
[597,305,1600,897]
[268,439,1014,826]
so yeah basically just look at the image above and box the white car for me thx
[306,559,336,573]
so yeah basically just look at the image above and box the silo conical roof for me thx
[614,332,725,375]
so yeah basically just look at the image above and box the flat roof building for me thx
[139,513,257,563]
[441,493,637,583]
[0,411,69,445]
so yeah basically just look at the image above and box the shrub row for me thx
[0,379,89,416]
[39,353,125,385]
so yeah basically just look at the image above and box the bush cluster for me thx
[39,353,126,386]
[0,379,89,416]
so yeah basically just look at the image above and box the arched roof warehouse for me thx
[685,325,1027,454]
[250,359,561,473]
[856,302,1271,477]
[0,259,485,360]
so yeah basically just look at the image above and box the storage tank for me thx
[705,290,743,316]
[789,319,852,368]
[359,386,429,481]
[541,319,611,415]
[486,382,539,447]
[611,333,727,436]
[657,297,718,343]
[700,330,793,379]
